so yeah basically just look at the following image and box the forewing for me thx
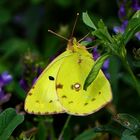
[24,51,72,115]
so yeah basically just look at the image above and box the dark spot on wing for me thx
[71,85,74,89]
[28,92,32,96]
[56,83,63,89]
[74,112,79,115]
[99,91,101,95]
[36,100,39,103]
[91,98,95,101]
[53,111,57,114]
[31,111,34,114]
[49,76,55,81]
[68,101,73,104]
[49,100,53,103]
[83,113,89,115]
[62,95,67,98]
[62,110,65,113]
[78,58,82,64]
[84,103,88,106]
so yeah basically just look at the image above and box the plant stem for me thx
[122,59,140,95]
[58,115,71,140]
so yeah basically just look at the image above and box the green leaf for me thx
[0,38,35,60]
[19,135,35,140]
[80,41,91,46]
[36,122,48,140]
[121,130,138,140]
[121,73,140,91]
[82,12,97,30]
[82,12,123,57]
[109,56,120,104]
[132,10,140,19]
[113,113,140,133]
[0,108,24,140]
[74,129,99,140]
[121,135,138,140]
[84,53,110,90]
[55,0,72,7]
[30,0,43,4]
[12,81,26,100]
[123,10,140,44]
[0,8,11,25]
[94,125,122,137]
[93,20,113,44]
[122,129,134,136]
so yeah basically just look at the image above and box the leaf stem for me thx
[122,59,140,95]
[58,115,71,140]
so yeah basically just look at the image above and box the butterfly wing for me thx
[56,50,112,116]
[24,51,72,115]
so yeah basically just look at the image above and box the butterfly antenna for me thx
[48,29,69,41]
[70,13,79,39]
[78,33,90,43]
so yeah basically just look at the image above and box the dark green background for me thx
[0,0,140,140]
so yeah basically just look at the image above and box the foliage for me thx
[0,108,24,140]
[0,0,140,140]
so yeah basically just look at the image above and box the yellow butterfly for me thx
[24,37,112,116]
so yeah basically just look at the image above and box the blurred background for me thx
[0,0,140,140]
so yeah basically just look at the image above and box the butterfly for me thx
[24,37,112,116]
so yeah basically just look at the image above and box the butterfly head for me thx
[67,37,86,52]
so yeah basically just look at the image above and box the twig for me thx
[58,115,71,140]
